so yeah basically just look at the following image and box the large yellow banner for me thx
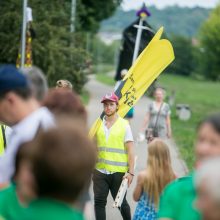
[89,27,175,138]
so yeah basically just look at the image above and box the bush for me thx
[198,4,220,80]
[168,35,196,76]
[0,1,90,93]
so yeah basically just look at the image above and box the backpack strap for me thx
[153,102,164,131]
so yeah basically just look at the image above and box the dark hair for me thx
[42,89,87,122]
[32,125,96,202]
[0,87,32,100]
[198,113,220,134]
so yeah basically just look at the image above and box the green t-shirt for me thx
[0,183,27,220]
[22,198,85,220]
[158,174,201,220]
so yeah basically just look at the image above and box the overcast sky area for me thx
[122,0,219,10]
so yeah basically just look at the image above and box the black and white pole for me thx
[21,0,28,68]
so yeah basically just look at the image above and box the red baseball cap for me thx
[101,92,119,104]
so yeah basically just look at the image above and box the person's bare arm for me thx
[133,171,145,201]
[124,141,134,187]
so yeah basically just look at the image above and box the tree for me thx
[77,0,122,33]
[28,0,89,92]
[0,0,121,92]
[0,1,22,64]
[0,1,87,92]
[168,35,195,76]
[198,4,220,80]
[90,37,120,66]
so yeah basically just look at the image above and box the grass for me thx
[96,73,115,86]
[94,63,115,86]
[93,64,115,75]
[80,89,90,105]
[95,72,220,170]
[158,73,220,170]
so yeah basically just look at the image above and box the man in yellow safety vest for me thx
[93,92,135,220]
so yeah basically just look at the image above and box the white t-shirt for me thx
[98,116,133,174]
[0,107,55,183]
[102,117,133,142]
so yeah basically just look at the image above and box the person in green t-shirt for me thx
[24,198,84,220]
[158,113,220,220]
[0,183,27,220]
[19,124,96,220]
[0,141,36,219]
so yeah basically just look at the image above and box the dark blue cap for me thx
[0,64,29,93]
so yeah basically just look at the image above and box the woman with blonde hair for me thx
[133,139,175,220]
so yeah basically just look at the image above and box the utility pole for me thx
[21,0,28,68]
[70,0,76,32]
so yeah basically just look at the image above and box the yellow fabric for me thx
[0,125,6,156]
[96,117,128,172]
[89,27,175,138]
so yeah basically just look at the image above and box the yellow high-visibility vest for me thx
[0,125,6,155]
[96,117,129,173]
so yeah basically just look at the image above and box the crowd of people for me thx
[0,63,219,220]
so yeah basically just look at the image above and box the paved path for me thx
[85,75,188,220]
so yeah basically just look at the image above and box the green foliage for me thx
[91,37,120,65]
[96,72,115,86]
[94,64,115,76]
[0,1,22,64]
[168,36,196,76]
[29,0,89,93]
[0,1,87,92]
[0,0,121,93]
[77,0,122,33]
[101,6,210,37]
[198,4,220,80]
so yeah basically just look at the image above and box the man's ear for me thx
[5,92,17,105]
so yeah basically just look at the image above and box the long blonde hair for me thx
[144,139,175,206]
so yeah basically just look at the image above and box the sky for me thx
[122,0,219,10]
